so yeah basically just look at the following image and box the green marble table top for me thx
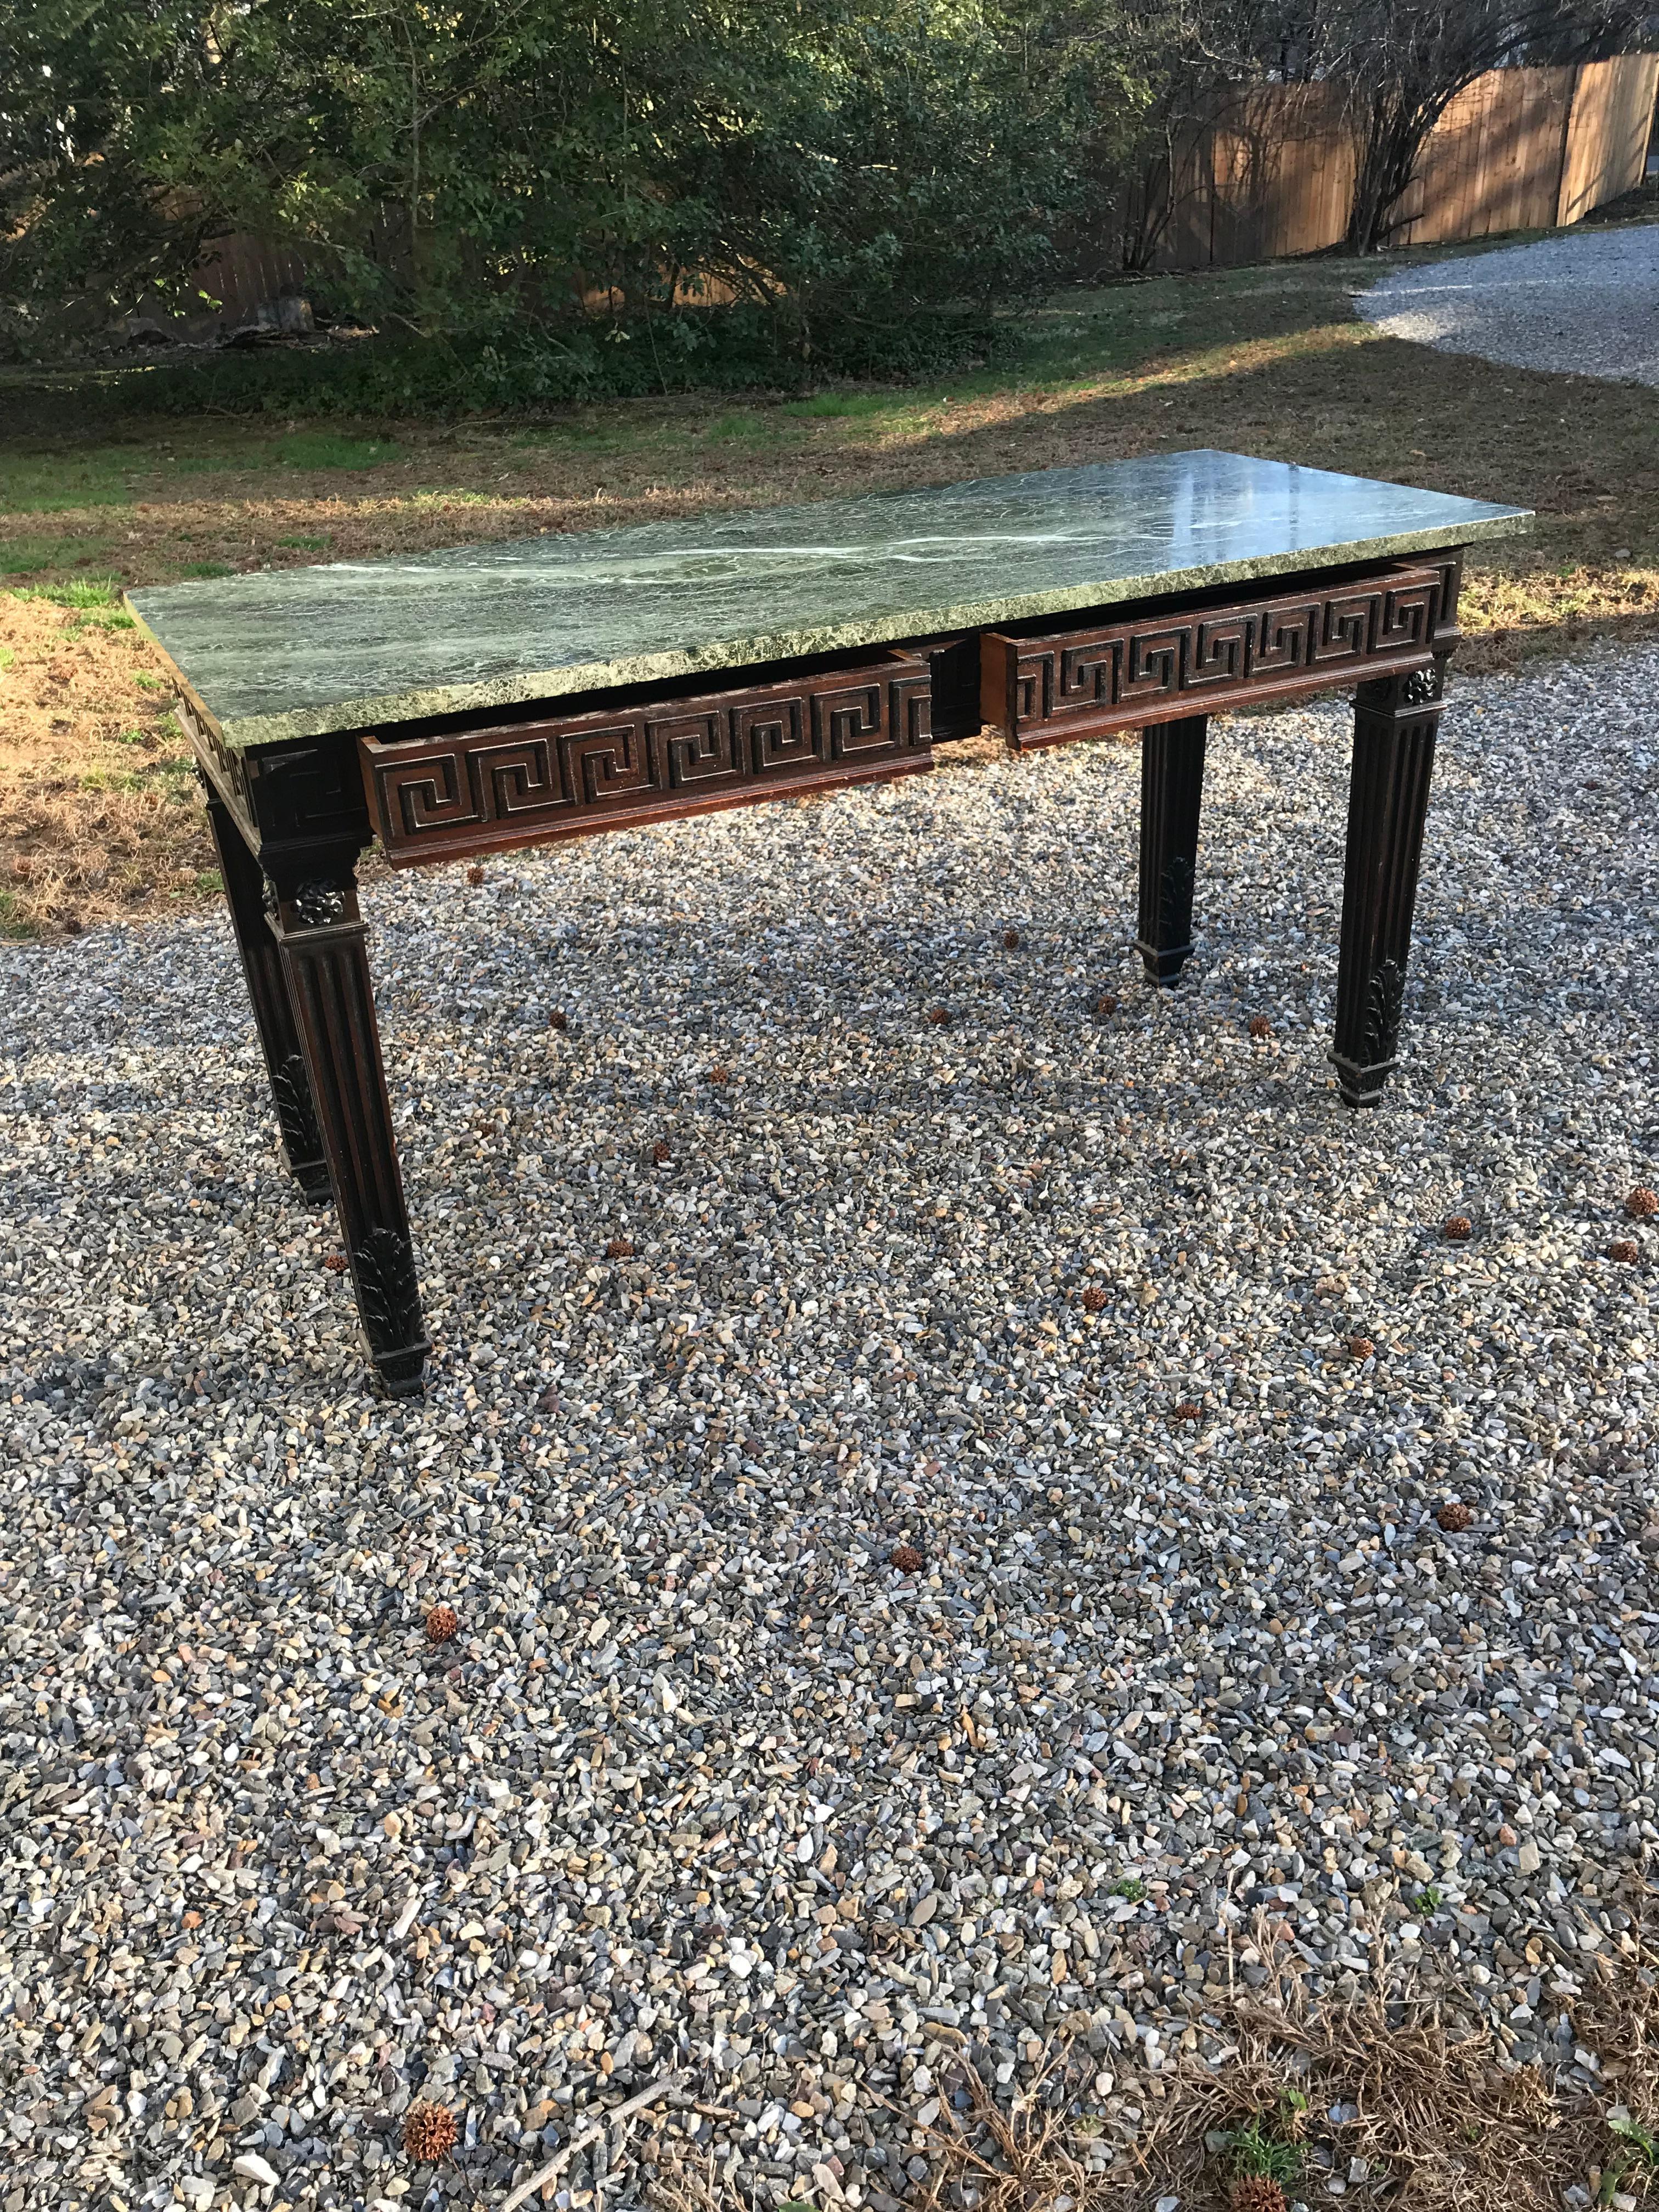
[126,450,1528,749]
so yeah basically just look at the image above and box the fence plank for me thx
[1559,53,1659,224]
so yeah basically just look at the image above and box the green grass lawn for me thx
[2,229,1656,935]
[1,241,1654,667]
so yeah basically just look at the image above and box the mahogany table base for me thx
[186,549,1461,1395]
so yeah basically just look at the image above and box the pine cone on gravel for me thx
[424,1605,460,1645]
[403,2101,459,2163]
[1626,1187,1658,1219]
[606,1237,634,1259]
[1081,1285,1108,1312]
[1442,1215,1472,1241]
[1230,2180,1288,2212]
[1607,1240,1639,1263]
[1436,1501,1475,1533]
[891,1544,925,1575]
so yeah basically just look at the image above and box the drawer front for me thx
[360,651,932,867]
[983,555,1461,749]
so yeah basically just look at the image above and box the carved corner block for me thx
[359,651,934,868]
[182,710,374,892]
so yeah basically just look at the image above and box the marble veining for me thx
[125,451,1529,748]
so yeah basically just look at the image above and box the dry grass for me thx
[3,229,1655,934]
[1126,1936,1594,2211]
[646,2141,732,2212]
[893,1911,1659,2212]
[597,1898,1659,2212]
[912,2047,1119,2212]
[0,585,216,937]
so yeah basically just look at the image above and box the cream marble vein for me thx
[125,451,1530,749]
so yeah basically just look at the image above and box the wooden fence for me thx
[1114,49,1657,273]
[134,233,314,338]
[172,234,312,332]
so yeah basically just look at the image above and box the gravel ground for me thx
[1358,225,1659,385]
[2,639,1656,2212]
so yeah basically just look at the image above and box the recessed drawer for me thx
[359,649,933,866]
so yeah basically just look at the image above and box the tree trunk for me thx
[1345,92,1434,253]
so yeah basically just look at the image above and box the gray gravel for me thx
[1358,225,1659,385]
[2,638,1656,2212]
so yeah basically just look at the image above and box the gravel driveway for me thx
[1359,224,1659,385]
[2,641,1656,2211]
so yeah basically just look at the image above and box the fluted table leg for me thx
[201,786,331,1203]
[1331,662,1446,1108]
[267,870,430,1395]
[1136,714,1208,983]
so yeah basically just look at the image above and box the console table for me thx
[128,451,1528,1396]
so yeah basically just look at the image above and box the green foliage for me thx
[9,576,123,605]
[106,301,1011,417]
[0,449,140,514]
[1602,2116,1659,2206]
[65,606,136,631]
[1225,2112,1305,2185]
[1610,2116,1659,2165]
[2,0,1155,380]
[1109,1876,1147,1903]
[1412,1886,1442,1915]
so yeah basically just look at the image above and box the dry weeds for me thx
[909,2045,1116,2212]
[645,2140,732,2212]
[0,589,215,936]
[1124,1929,1588,2212]
[913,1910,1659,2212]
[637,1910,1659,2212]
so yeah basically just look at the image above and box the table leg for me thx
[265,867,430,1396]
[1331,662,1444,1108]
[201,787,331,1203]
[1136,714,1207,983]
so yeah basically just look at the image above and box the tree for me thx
[0,0,234,339]
[0,0,1158,363]
[1070,0,1332,274]
[1318,0,1654,253]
